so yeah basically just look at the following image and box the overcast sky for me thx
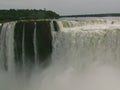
[0,0,120,15]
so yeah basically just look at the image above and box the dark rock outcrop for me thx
[14,20,52,69]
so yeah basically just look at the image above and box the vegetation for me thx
[0,9,59,22]
[61,13,120,18]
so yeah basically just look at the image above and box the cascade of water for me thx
[52,20,120,69]
[0,23,8,70]
[33,22,38,65]
[60,17,120,28]
[0,22,16,71]
[1,18,120,90]
[34,19,120,90]
[6,22,16,72]
[22,23,25,69]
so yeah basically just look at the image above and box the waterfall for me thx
[0,18,120,90]
[6,22,16,72]
[0,20,52,71]
[37,18,120,90]
[0,22,16,71]
[0,23,8,70]
[52,20,120,70]
[22,23,25,69]
[33,22,38,65]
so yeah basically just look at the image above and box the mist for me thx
[1,17,120,90]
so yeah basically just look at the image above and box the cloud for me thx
[0,0,120,15]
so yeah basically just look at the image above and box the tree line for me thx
[0,9,60,22]
[61,13,120,18]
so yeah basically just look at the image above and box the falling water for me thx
[0,22,16,71]
[22,23,25,68]
[5,22,16,72]
[33,22,38,65]
[1,17,120,90]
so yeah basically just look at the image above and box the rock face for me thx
[0,23,2,34]
[36,21,52,62]
[0,20,53,70]
[53,21,59,32]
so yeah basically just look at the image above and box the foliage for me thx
[0,9,59,22]
[61,13,120,18]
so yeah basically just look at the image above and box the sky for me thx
[0,0,120,15]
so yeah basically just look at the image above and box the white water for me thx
[0,22,16,71]
[1,17,120,90]
[6,22,16,72]
[0,23,8,70]
[33,22,38,65]
[22,24,25,68]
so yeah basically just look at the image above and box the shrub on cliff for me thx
[0,9,59,22]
